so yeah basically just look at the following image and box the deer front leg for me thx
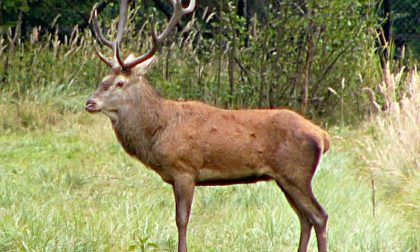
[172,174,195,252]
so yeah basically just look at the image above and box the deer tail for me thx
[322,131,330,153]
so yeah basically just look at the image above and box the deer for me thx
[85,0,331,251]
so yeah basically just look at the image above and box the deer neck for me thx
[111,79,168,166]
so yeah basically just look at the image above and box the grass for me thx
[1,111,419,251]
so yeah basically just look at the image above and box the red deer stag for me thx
[85,0,331,251]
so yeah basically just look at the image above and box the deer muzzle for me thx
[85,98,101,113]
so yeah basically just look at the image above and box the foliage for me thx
[207,0,381,119]
[391,0,420,59]
[1,0,33,14]
[0,0,99,29]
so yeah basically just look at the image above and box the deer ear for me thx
[133,56,157,75]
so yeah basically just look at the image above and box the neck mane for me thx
[111,77,168,167]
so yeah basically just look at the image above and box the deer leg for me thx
[172,175,195,252]
[276,179,328,252]
[311,195,328,252]
[277,182,313,252]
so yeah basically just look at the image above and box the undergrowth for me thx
[358,66,420,230]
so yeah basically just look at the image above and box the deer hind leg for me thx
[276,178,328,252]
[277,182,313,252]
[172,174,195,252]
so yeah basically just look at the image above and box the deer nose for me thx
[85,98,99,112]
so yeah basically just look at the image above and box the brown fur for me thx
[86,70,331,252]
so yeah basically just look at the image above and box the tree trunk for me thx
[301,20,315,115]
[237,0,250,46]
[228,48,235,107]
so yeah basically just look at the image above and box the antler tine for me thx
[114,0,130,69]
[92,9,114,49]
[92,0,129,69]
[115,41,126,68]
[121,22,159,69]
[180,0,196,15]
[154,0,182,46]
[116,0,129,45]
[124,0,196,69]
[95,46,116,68]
[154,0,196,47]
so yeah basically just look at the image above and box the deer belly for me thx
[196,168,272,186]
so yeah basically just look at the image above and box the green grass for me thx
[1,113,419,251]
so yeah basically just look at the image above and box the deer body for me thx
[86,1,330,251]
[108,77,329,187]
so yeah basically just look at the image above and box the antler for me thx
[92,0,129,69]
[92,0,196,71]
[124,0,196,69]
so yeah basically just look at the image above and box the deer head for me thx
[85,0,196,120]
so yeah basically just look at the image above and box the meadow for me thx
[1,3,420,250]
[1,109,419,251]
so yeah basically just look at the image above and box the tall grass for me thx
[0,25,106,131]
[359,65,420,229]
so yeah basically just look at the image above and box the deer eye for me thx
[116,81,125,88]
